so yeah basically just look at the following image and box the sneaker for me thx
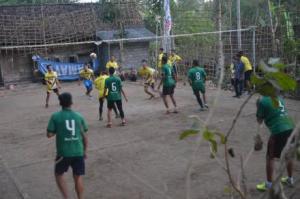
[256,182,271,192]
[204,104,209,109]
[281,177,294,187]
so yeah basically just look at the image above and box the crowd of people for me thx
[43,49,295,198]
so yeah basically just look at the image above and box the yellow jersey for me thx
[168,54,182,65]
[94,75,109,98]
[158,53,164,68]
[79,69,94,80]
[241,56,252,72]
[139,66,155,84]
[45,71,58,90]
[106,61,119,69]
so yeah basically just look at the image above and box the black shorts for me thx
[107,100,121,109]
[144,82,155,89]
[47,88,59,93]
[244,70,252,81]
[163,86,175,95]
[172,65,177,74]
[55,156,85,176]
[267,130,293,159]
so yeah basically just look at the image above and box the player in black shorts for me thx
[47,93,88,199]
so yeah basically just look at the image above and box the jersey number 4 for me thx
[66,120,75,136]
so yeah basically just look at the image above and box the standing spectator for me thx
[237,51,253,94]
[47,93,88,199]
[233,56,244,98]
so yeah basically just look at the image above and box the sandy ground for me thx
[0,81,299,199]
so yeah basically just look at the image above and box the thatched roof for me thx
[0,2,143,47]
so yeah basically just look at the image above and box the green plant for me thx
[180,59,297,199]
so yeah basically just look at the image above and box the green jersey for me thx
[188,66,206,91]
[105,75,122,101]
[256,96,294,135]
[162,64,175,87]
[47,108,88,157]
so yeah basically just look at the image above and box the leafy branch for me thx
[180,58,298,198]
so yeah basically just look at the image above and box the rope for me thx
[0,28,253,50]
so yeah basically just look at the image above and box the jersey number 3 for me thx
[66,120,75,136]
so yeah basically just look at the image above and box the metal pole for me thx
[237,0,242,50]
[251,26,256,75]
[155,21,159,73]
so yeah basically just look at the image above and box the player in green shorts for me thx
[188,60,208,111]
[256,95,295,191]
[47,92,88,199]
[157,54,178,114]
[105,67,128,128]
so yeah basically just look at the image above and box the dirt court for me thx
[0,81,299,199]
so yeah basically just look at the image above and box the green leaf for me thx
[215,132,226,144]
[259,60,278,73]
[268,79,283,91]
[251,75,266,86]
[224,186,232,194]
[210,139,218,153]
[179,129,199,140]
[256,83,277,97]
[268,72,297,91]
[203,129,215,141]
[268,57,280,65]
[273,63,286,70]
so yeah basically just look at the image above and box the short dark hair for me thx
[142,59,147,63]
[101,71,108,75]
[109,67,115,75]
[159,48,164,51]
[162,53,168,65]
[59,92,73,108]
[192,59,199,66]
[237,51,243,57]
[46,64,51,70]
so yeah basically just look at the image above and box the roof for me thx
[0,2,143,48]
[96,28,156,43]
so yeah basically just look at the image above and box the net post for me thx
[250,26,257,75]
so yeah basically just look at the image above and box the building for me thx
[0,2,155,85]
